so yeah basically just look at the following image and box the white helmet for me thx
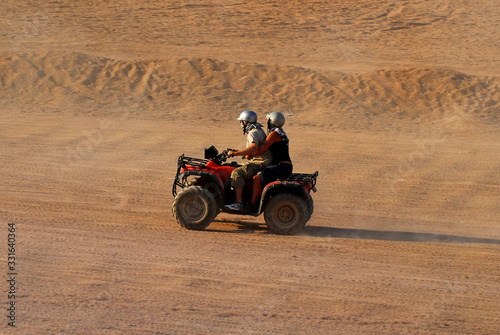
[266,111,285,132]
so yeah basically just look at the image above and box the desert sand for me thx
[1,1,499,334]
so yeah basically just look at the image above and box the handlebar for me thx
[215,148,237,163]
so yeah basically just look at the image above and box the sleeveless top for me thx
[269,128,292,164]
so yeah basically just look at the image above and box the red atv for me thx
[172,146,318,235]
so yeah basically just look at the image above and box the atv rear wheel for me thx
[172,186,217,230]
[264,193,307,235]
[305,194,314,223]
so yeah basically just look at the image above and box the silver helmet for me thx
[266,111,285,132]
[237,110,258,134]
[237,110,257,124]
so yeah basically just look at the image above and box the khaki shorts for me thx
[230,162,264,189]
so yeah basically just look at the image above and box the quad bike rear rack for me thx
[285,171,319,193]
[286,171,318,185]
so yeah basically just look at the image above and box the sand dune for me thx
[1,51,498,130]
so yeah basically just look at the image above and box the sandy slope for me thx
[1,0,499,334]
[1,52,498,130]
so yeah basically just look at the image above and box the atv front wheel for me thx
[172,186,217,230]
[264,193,307,235]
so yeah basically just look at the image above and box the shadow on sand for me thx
[210,219,269,233]
[301,226,500,245]
[211,220,500,245]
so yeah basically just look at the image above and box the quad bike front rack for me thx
[172,155,212,196]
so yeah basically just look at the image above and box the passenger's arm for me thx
[254,131,281,155]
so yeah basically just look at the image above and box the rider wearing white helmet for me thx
[225,110,272,211]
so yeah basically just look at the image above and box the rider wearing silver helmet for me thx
[237,109,257,134]
[249,111,293,210]
[225,110,272,211]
